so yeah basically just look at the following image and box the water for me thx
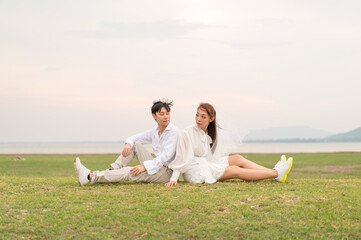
[0,142,127,154]
[231,142,361,154]
[1,142,360,154]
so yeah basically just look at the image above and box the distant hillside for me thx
[243,126,333,142]
[325,127,361,142]
[243,126,361,143]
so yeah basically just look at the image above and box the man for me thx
[74,100,179,186]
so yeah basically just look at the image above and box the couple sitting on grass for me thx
[74,100,293,187]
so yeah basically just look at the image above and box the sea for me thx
[1,142,361,154]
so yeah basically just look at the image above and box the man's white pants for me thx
[91,142,172,184]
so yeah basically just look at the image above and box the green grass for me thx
[0,153,360,239]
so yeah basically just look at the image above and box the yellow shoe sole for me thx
[280,157,293,183]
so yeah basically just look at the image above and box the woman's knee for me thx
[229,155,245,166]
[225,165,241,178]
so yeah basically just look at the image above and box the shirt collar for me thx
[193,124,212,144]
[155,122,173,133]
[165,122,173,131]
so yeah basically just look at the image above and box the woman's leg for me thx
[219,165,277,181]
[228,155,270,170]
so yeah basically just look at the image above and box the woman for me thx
[165,103,293,187]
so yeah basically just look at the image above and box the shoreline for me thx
[1,151,361,156]
[2,142,361,155]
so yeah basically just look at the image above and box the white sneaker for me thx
[74,157,90,186]
[274,155,287,169]
[275,157,293,183]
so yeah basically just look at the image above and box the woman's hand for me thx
[165,181,178,187]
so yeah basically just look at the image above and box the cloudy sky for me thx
[1,0,360,142]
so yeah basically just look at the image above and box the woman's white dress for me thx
[169,125,229,184]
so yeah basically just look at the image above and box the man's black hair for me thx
[151,99,173,114]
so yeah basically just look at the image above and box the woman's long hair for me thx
[198,103,217,148]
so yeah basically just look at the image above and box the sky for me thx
[1,0,361,142]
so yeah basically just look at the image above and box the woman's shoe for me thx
[275,157,293,183]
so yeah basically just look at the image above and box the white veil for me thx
[210,110,247,158]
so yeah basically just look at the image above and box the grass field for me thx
[0,153,360,239]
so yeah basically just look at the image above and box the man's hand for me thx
[165,181,178,187]
[130,165,146,176]
[122,143,132,157]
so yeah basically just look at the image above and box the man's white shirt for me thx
[125,123,179,175]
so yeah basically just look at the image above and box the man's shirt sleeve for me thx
[125,129,154,147]
[142,128,179,175]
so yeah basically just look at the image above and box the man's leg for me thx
[110,142,153,169]
[110,149,135,170]
[91,167,133,183]
[130,166,173,184]
[132,142,154,164]
[91,166,172,184]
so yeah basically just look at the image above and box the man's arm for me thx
[121,143,132,157]
[123,128,153,157]
[142,128,179,175]
[130,164,146,176]
[125,128,154,147]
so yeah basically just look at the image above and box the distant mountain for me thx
[243,126,361,143]
[325,127,361,142]
[243,126,333,142]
